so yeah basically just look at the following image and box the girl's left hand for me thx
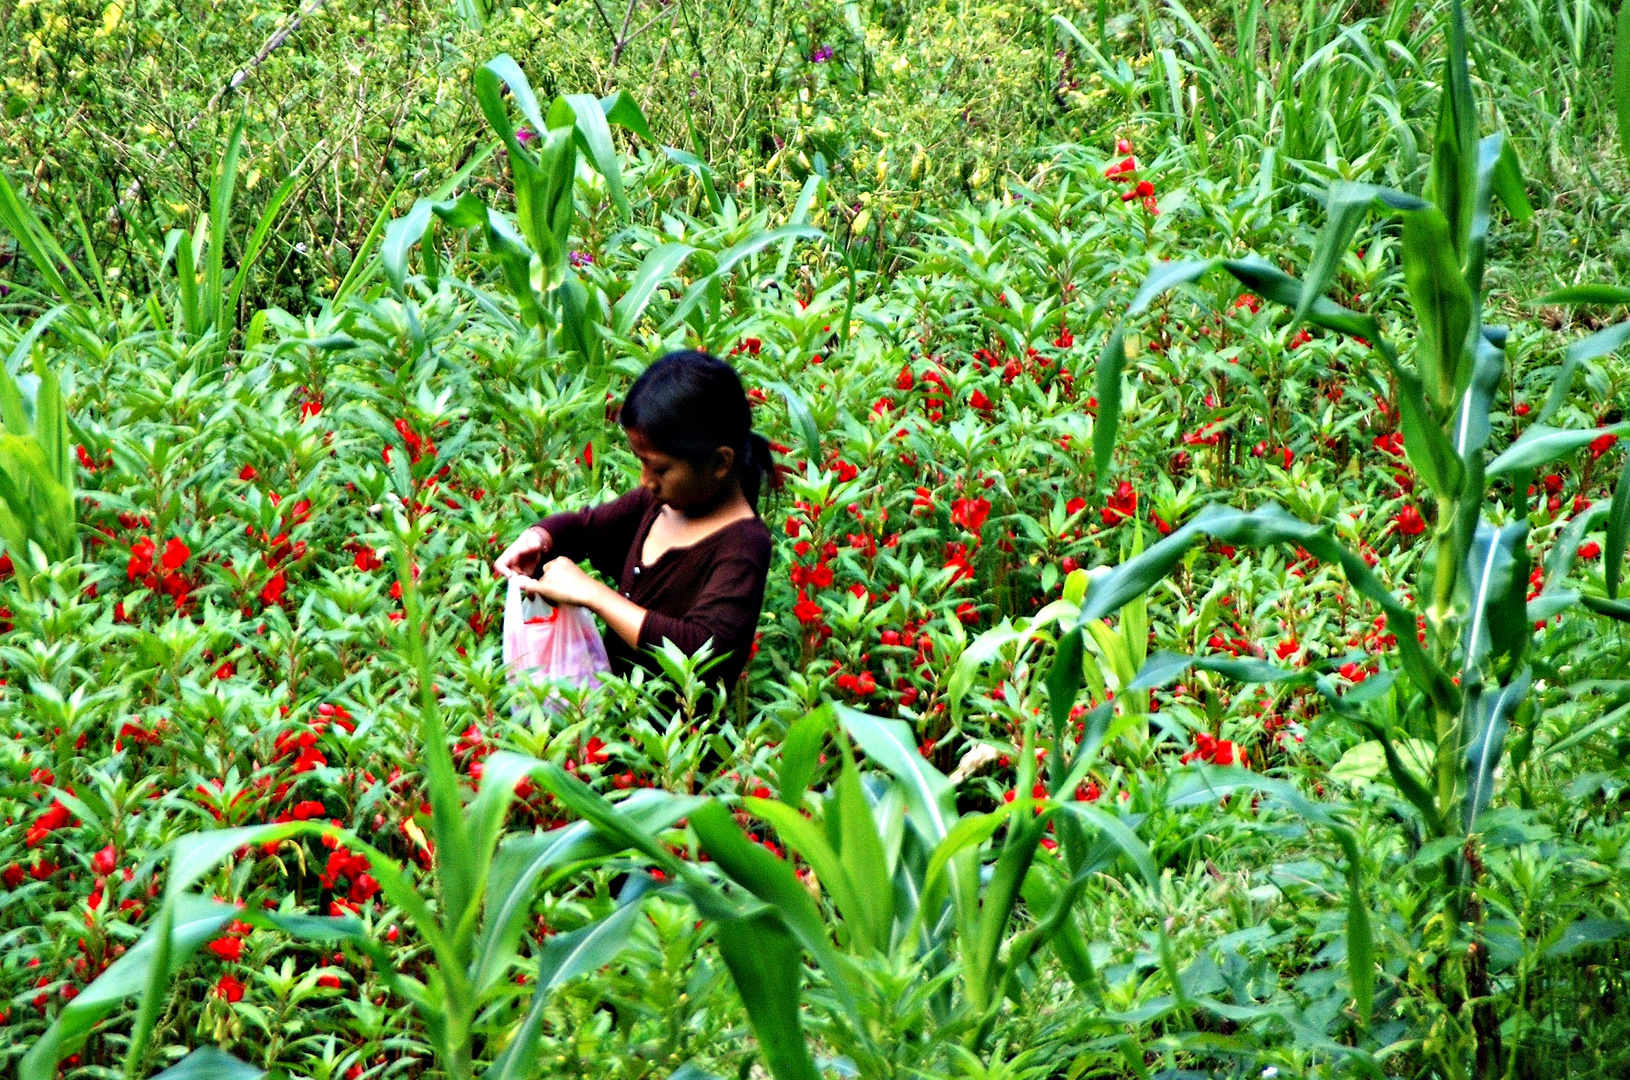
[519,557,602,609]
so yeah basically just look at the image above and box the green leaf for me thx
[1538,320,1630,425]
[833,752,895,953]
[744,797,866,942]
[1616,0,1630,164]
[765,380,822,466]
[151,1048,264,1080]
[564,92,631,218]
[1488,422,1630,477]
[688,801,852,996]
[1490,137,1532,224]
[475,788,694,995]
[1330,827,1374,1028]
[1059,803,1161,893]
[1462,521,1527,676]
[713,912,821,1080]
[1046,627,1085,741]
[0,168,92,304]
[487,897,651,1080]
[1092,328,1125,488]
[1433,0,1479,259]
[832,706,955,843]
[662,146,723,215]
[777,707,830,806]
[22,895,239,1080]
[204,115,245,336]
[1607,462,1630,600]
[1540,285,1630,306]
[1128,259,1216,314]
[1294,182,1381,329]
[613,243,695,334]
[1453,327,1506,463]
[1463,668,1531,832]
[1400,207,1474,411]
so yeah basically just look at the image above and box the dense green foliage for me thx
[4,0,1630,1078]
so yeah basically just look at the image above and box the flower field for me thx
[4,0,1630,1077]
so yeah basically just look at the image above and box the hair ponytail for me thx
[620,350,777,511]
[741,431,780,512]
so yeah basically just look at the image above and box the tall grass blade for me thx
[1616,0,1630,162]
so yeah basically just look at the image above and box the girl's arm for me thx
[524,558,646,647]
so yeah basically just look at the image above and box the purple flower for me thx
[568,251,593,268]
[516,128,537,145]
[811,45,833,63]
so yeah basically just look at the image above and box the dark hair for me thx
[620,350,777,510]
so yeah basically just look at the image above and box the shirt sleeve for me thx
[536,488,650,582]
[637,533,771,664]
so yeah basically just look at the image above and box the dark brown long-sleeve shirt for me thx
[536,488,773,688]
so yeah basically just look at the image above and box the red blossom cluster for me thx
[1101,481,1137,526]
[1103,141,1159,214]
[26,797,77,848]
[127,535,197,610]
[320,842,381,913]
[1182,732,1242,766]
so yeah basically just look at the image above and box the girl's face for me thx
[627,428,735,512]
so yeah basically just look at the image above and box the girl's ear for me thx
[711,445,736,480]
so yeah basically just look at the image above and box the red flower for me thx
[1578,540,1602,559]
[92,845,117,876]
[353,545,382,572]
[127,536,156,582]
[262,571,287,606]
[1101,481,1137,525]
[291,800,328,820]
[793,591,824,626]
[1373,432,1405,457]
[207,936,244,962]
[317,973,343,989]
[1590,431,1618,460]
[161,537,190,571]
[1181,732,1242,767]
[215,974,245,1002]
[238,464,258,481]
[969,389,994,413]
[291,746,327,773]
[951,496,991,534]
[1274,639,1298,661]
[1104,155,1137,178]
[895,366,915,391]
[1393,505,1426,537]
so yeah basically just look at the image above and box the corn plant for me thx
[1062,0,1630,1072]
[379,55,665,368]
[0,328,75,600]
[382,54,844,374]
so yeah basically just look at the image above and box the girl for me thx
[493,350,775,689]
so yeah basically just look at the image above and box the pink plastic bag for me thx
[502,577,610,695]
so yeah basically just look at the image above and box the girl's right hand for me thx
[493,526,551,579]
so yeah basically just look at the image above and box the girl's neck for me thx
[671,480,751,522]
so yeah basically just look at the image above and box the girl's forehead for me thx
[626,429,672,458]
